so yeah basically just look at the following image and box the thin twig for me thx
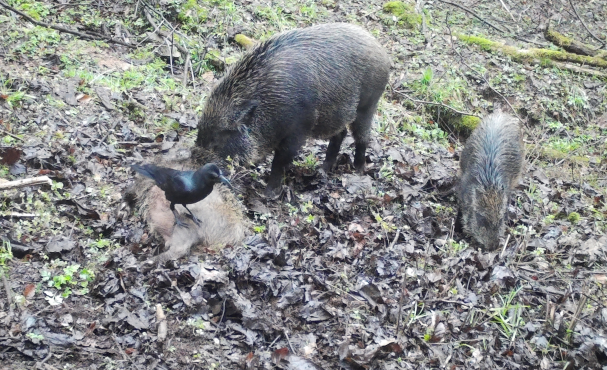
[0,127,24,142]
[500,234,511,259]
[568,0,605,48]
[268,334,282,349]
[394,90,481,118]
[438,0,507,33]
[499,0,515,22]
[395,272,407,339]
[283,330,296,355]
[0,1,135,48]
[112,335,129,361]
[1,272,14,320]
[215,298,226,334]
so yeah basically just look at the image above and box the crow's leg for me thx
[183,205,202,226]
[170,202,189,228]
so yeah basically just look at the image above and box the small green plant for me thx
[568,212,581,224]
[4,90,27,108]
[0,240,13,274]
[374,213,397,232]
[253,225,266,233]
[26,332,45,341]
[41,263,95,297]
[90,236,116,251]
[300,201,313,213]
[420,67,433,87]
[186,317,207,330]
[448,239,468,254]
[489,287,527,340]
[379,161,394,180]
[294,153,318,170]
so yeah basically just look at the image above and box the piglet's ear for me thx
[234,100,259,126]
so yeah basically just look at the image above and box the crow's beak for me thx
[219,175,233,189]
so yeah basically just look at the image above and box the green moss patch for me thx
[383,1,422,29]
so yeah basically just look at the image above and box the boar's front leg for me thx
[265,134,305,197]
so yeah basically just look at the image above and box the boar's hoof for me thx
[321,161,335,173]
[264,184,282,198]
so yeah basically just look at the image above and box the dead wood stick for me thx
[0,1,135,48]
[0,212,36,218]
[0,176,52,191]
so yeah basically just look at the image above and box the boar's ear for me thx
[234,100,259,126]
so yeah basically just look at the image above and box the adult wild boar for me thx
[196,23,391,195]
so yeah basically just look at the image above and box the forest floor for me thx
[1,0,607,369]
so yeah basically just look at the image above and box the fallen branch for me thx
[0,176,52,191]
[0,1,135,48]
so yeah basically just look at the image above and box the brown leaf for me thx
[78,94,93,104]
[24,284,36,299]
[0,147,22,166]
[272,347,289,364]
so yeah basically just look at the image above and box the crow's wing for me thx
[132,164,190,193]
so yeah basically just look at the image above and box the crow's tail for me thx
[131,164,156,180]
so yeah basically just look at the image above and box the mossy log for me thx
[544,24,607,60]
[456,33,607,73]
[234,34,255,49]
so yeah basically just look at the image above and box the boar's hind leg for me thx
[265,134,306,196]
[322,129,347,172]
[350,103,378,172]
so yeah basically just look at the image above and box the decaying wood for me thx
[0,176,52,191]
